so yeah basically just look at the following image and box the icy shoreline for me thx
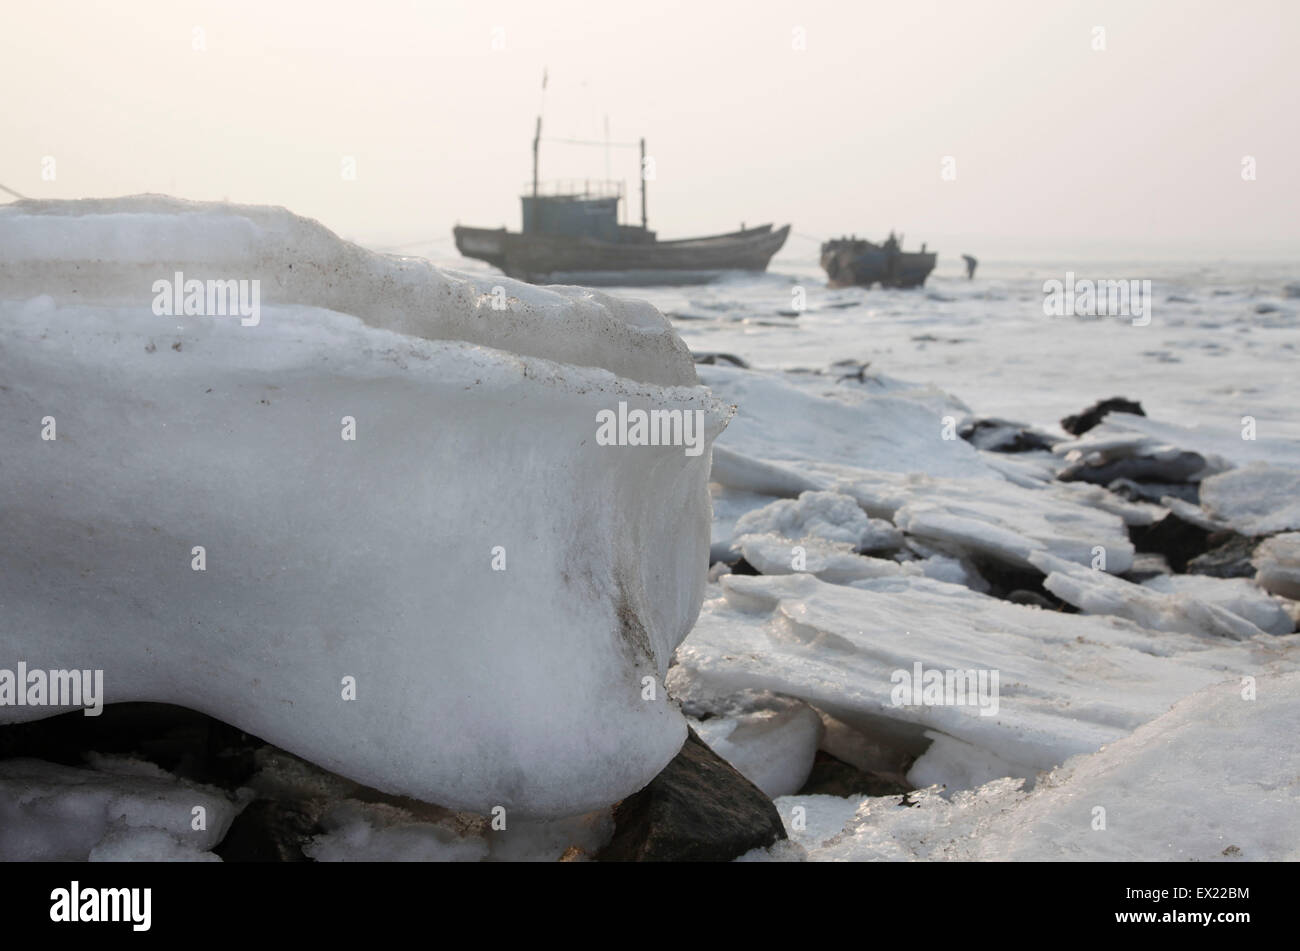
[2,199,1298,861]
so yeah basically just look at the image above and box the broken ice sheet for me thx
[668,573,1300,792]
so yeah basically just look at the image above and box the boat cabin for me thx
[520,183,655,245]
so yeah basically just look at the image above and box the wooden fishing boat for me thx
[454,118,789,286]
[821,234,937,289]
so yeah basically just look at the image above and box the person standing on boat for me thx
[963,254,978,279]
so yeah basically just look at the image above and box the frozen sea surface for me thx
[429,250,1300,443]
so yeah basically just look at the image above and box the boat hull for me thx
[454,224,790,285]
[821,240,937,289]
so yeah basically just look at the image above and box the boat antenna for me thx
[532,116,541,199]
[533,68,548,199]
[639,136,647,230]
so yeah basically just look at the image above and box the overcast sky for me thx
[4,0,1296,259]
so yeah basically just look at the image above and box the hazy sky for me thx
[4,0,1297,259]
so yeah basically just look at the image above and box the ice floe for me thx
[833,471,1139,574]
[699,365,992,481]
[1200,463,1300,536]
[1032,552,1281,640]
[1253,533,1300,600]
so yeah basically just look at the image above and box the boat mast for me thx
[532,116,542,199]
[639,137,647,229]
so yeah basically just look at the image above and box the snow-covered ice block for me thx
[1058,413,1300,472]
[972,672,1300,860]
[775,784,1020,862]
[667,573,1298,788]
[710,445,830,496]
[835,471,1136,574]
[1141,574,1293,635]
[771,793,861,854]
[1253,533,1300,600]
[89,826,224,863]
[733,531,976,590]
[0,197,729,818]
[0,196,695,387]
[906,730,1039,793]
[735,533,903,584]
[0,757,236,861]
[1032,552,1276,640]
[734,491,902,552]
[768,673,1300,861]
[1160,495,1231,531]
[698,365,994,480]
[1200,463,1300,536]
[692,697,823,798]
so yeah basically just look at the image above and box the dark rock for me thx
[1058,451,1207,485]
[1129,512,1211,573]
[835,361,872,383]
[797,751,911,798]
[1006,589,1057,610]
[973,558,1074,611]
[960,418,1059,453]
[1060,397,1145,436]
[1108,477,1199,505]
[693,352,750,369]
[1186,532,1260,579]
[214,799,324,863]
[595,728,787,862]
[0,701,261,791]
[1122,552,1172,583]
